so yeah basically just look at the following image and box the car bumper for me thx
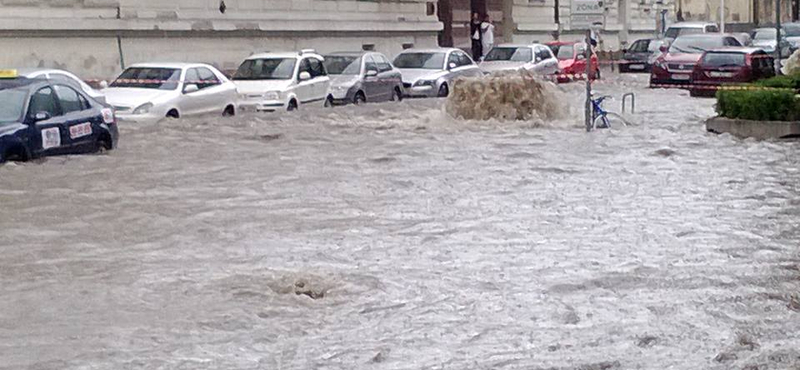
[114,112,163,124]
[619,61,650,73]
[403,85,436,98]
[238,100,286,112]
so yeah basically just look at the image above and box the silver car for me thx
[394,48,482,98]
[323,51,404,105]
[18,68,106,104]
[752,28,792,55]
[479,44,559,75]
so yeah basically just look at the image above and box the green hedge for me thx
[754,74,800,89]
[716,89,800,121]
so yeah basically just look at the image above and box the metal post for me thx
[585,30,593,132]
[720,0,726,33]
[778,0,783,74]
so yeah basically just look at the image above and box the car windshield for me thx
[110,67,181,90]
[0,86,28,124]
[785,24,800,37]
[665,26,704,39]
[556,45,576,60]
[754,29,777,40]
[648,40,664,52]
[393,53,445,69]
[323,56,362,75]
[702,52,747,67]
[669,36,728,54]
[233,58,296,80]
[484,47,533,62]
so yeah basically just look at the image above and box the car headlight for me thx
[132,102,154,115]
[414,80,435,87]
[264,91,280,100]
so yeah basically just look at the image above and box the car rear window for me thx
[702,52,746,67]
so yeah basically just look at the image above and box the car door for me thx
[457,51,481,77]
[541,47,559,74]
[362,55,382,101]
[295,58,316,105]
[26,85,70,157]
[374,54,397,101]
[178,68,205,116]
[306,57,330,104]
[190,67,226,115]
[52,84,101,151]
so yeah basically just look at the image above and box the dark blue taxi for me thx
[0,70,119,163]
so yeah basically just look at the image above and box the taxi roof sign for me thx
[0,69,19,79]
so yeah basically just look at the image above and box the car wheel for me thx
[223,105,235,117]
[438,83,449,98]
[353,92,366,105]
[391,87,403,102]
[287,100,298,112]
[166,109,180,119]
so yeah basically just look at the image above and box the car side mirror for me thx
[365,69,378,77]
[183,84,200,94]
[299,71,311,81]
[33,111,52,122]
[448,62,457,70]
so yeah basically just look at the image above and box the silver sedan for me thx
[323,51,404,105]
[393,48,483,98]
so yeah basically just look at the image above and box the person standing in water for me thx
[481,14,495,59]
[470,12,483,61]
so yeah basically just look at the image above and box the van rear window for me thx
[702,52,746,67]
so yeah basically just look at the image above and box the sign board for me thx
[571,0,605,30]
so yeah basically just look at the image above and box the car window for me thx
[234,58,297,81]
[53,85,85,114]
[364,55,379,73]
[706,25,719,33]
[484,47,532,62]
[307,58,326,78]
[630,40,646,52]
[0,87,28,124]
[29,87,60,118]
[185,68,200,87]
[197,67,221,89]
[447,52,459,68]
[111,67,181,90]
[393,52,446,70]
[723,37,741,46]
[375,54,393,72]
[536,47,553,62]
[297,59,312,79]
[323,55,362,75]
[457,52,473,66]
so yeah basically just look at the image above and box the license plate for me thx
[629,64,645,70]
[69,122,92,139]
[709,71,734,78]
[671,74,691,81]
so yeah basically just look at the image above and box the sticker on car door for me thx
[69,122,93,139]
[41,127,61,149]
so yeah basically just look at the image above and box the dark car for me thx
[689,48,775,97]
[0,71,118,163]
[619,38,665,73]
[323,51,404,105]
[650,34,742,87]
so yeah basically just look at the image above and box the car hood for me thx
[0,123,26,138]
[479,61,527,73]
[233,80,293,95]
[558,59,576,70]
[102,88,176,109]
[330,75,361,88]
[753,40,777,48]
[398,69,446,84]
[661,52,703,63]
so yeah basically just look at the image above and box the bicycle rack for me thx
[621,93,636,114]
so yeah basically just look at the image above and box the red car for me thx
[546,41,600,82]
[650,34,742,87]
[689,47,775,97]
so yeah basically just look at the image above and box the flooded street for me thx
[1,75,799,369]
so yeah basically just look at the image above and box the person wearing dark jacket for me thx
[470,12,483,61]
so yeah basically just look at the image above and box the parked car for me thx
[480,43,559,75]
[104,63,237,123]
[733,32,753,47]
[664,22,720,42]
[0,71,118,162]
[323,51,404,105]
[394,48,482,98]
[546,41,599,80]
[650,34,742,87]
[18,68,106,104]
[783,22,800,52]
[619,38,665,73]
[751,28,792,55]
[689,47,775,97]
[234,50,332,111]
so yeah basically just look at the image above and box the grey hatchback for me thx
[323,51,404,105]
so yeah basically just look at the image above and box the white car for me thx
[103,63,238,123]
[233,50,332,112]
[479,44,559,75]
[394,47,483,98]
[18,68,106,104]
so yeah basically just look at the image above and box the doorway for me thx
[437,0,505,52]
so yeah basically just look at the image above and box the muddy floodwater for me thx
[1,75,799,370]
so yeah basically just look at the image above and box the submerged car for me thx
[480,43,559,75]
[689,47,775,97]
[323,51,404,105]
[650,34,742,87]
[546,41,599,80]
[234,50,332,112]
[0,71,118,162]
[104,63,238,123]
[18,68,106,104]
[394,48,482,98]
[619,38,665,73]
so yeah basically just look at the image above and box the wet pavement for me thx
[1,74,799,370]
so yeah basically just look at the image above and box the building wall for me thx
[0,0,441,80]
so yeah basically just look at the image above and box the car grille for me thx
[667,63,695,72]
